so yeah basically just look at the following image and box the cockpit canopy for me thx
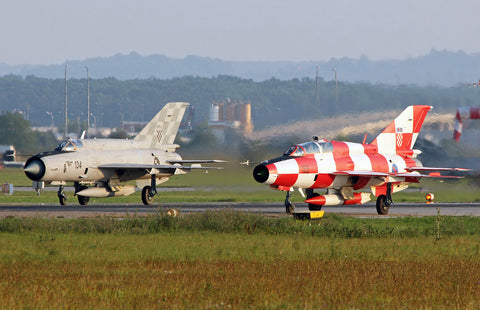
[55,139,84,152]
[283,141,333,157]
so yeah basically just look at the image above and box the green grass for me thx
[2,211,480,238]
[0,167,32,187]
[1,213,480,308]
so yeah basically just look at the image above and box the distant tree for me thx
[0,111,57,153]
[0,74,473,132]
[0,112,34,152]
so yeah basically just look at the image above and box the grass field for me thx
[1,166,479,204]
[1,165,479,308]
[1,212,480,309]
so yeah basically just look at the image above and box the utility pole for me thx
[332,68,338,107]
[332,68,338,138]
[315,66,320,106]
[64,65,68,139]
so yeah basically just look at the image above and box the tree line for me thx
[0,74,478,131]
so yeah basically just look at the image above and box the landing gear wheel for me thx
[58,185,67,206]
[284,191,295,214]
[285,200,295,214]
[77,186,89,206]
[307,193,322,211]
[58,194,67,206]
[376,195,390,215]
[142,186,154,205]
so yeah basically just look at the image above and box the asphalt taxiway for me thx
[1,202,480,218]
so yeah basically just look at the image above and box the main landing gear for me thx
[141,174,158,205]
[75,183,89,206]
[376,183,393,215]
[57,183,90,206]
[305,189,321,211]
[285,189,320,214]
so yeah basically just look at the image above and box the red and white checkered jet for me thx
[253,105,469,215]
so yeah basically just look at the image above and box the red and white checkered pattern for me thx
[371,105,431,155]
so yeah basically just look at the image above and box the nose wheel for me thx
[57,185,67,205]
[285,191,295,214]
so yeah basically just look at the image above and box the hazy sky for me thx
[1,0,480,64]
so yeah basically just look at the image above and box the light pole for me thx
[332,68,338,138]
[90,113,97,130]
[46,111,54,128]
[315,66,320,106]
[64,64,68,139]
[86,66,90,136]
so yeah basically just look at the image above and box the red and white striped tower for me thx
[454,80,480,141]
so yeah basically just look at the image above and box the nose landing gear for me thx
[285,191,295,214]
[57,185,67,205]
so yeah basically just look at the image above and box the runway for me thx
[1,202,480,218]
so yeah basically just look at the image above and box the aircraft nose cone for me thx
[253,164,269,183]
[24,158,46,181]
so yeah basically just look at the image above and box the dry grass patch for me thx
[0,232,480,309]
[1,258,479,309]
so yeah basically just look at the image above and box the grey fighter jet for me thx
[24,102,224,205]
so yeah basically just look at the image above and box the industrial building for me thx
[208,100,253,141]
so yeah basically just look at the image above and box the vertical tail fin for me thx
[134,102,189,148]
[371,105,432,154]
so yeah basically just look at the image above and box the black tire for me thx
[142,186,154,205]
[78,195,90,206]
[376,195,389,215]
[307,193,322,211]
[77,186,89,206]
[308,204,322,211]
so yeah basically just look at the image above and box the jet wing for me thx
[331,170,424,181]
[98,163,222,172]
[166,159,227,164]
[331,171,389,177]
[405,166,471,172]
[331,170,463,180]
[405,166,470,178]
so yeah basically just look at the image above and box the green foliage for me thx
[0,75,472,132]
[1,232,479,309]
[0,111,57,153]
[0,112,33,152]
[1,212,480,308]
[2,211,480,238]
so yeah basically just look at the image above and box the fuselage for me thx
[24,138,182,183]
[253,140,420,191]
